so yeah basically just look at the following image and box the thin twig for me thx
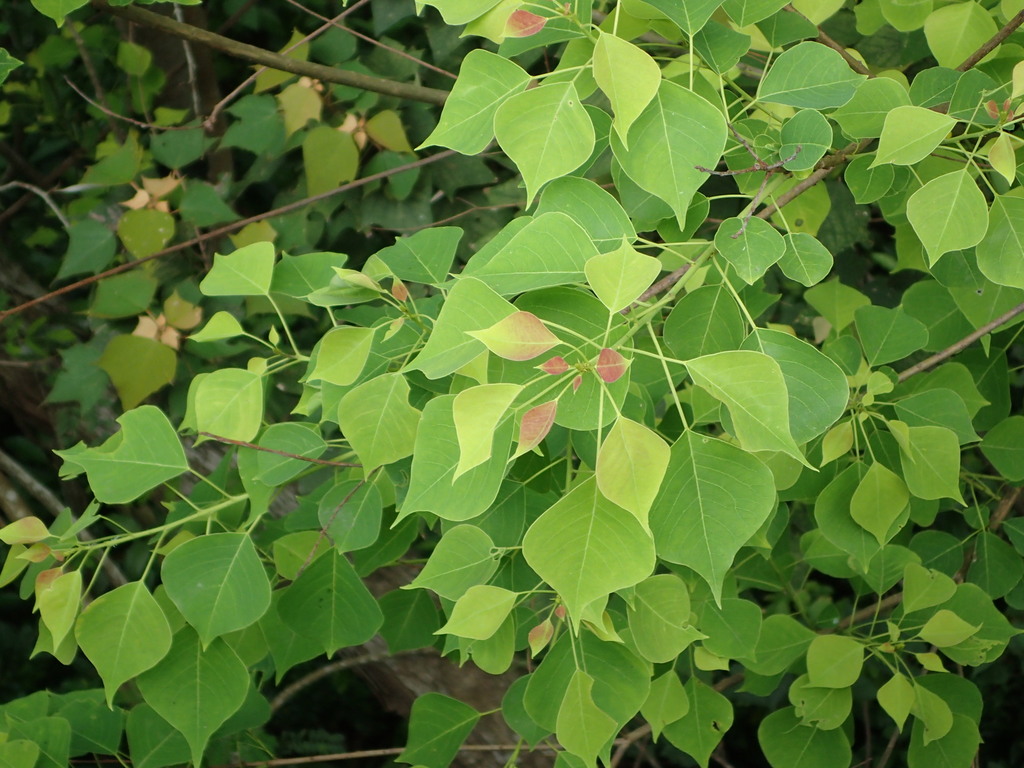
[209,742,558,768]
[756,138,872,220]
[270,650,430,712]
[622,265,691,315]
[0,181,71,229]
[90,0,448,106]
[957,9,1024,71]
[65,77,186,131]
[197,432,360,467]
[874,727,900,768]
[0,149,457,323]
[785,5,872,78]
[66,21,123,141]
[282,0,457,80]
[205,0,373,131]
[897,299,1024,382]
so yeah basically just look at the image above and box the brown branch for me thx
[89,0,449,107]
[270,650,424,712]
[622,265,692,315]
[957,9,1024,71]
[785,6,873,78]
[0,149,457,323]
[897,299,1024,382]
[756,139,872,221]
[197,432,360,468]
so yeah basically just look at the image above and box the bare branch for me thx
[197,433,360,468]
[957,9,1024,71]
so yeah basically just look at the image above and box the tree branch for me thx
[897,299,1024,382]
[89,0,449,107]
[0,149,457,323]
[957,9,1024,71]
[197,433,360,468]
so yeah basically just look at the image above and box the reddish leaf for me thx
[554,604,567,620]
[539,355,569,375]
[528,618,554,656]
[506,10,548,37]
[468,311,560,361]
[596,348,628,383]
[391,278,409,302]
[514,400,558,458]
[572,375,583,392]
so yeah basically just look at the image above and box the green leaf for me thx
[58,219,116,280]
[199,241,275,297]
[437,584,516,640]
[912,683,953,743]
[981,415,1024,480]
[317,479,382,553]
[278,550,383,656]
[805,279,870,332]
[463,212,598,296]
[55,406,187,505]
[423,49,529,154]
[758,707,852,768]
[872,106,955,166]
[919,609,979,647]
[556,670,618,763]
[644,0,723,34]
[338,373,421,475]
[0,741,38,768]
[902,563,956,613]
[850,462,910,545]
[117,209,174,260]
[977,194,1024,289]
[36,569,81,649]
[740,328,849,444]
[878,672,915,730]
[612,80,727,225]
[452,383,521,478]
[722,0,787,25]
[596,416,669,527]
[30,0,88,26]
[806,635,863,688]
[74,582,172,706]
[193,368,264,442]
[923,1,998,69]
[908,714,981,768]
[536,177,636,252]
[746,614,816,676]
[89,272,157,319]
[893,389,978,444]
[845,155,895,204]
[0,47,23,84]
[650,432,776,600]
[715,217,786,284]
[831,78,912,139]
[627,574,696,663]
[161,533,271,646]
[407,525,499,601]
[585,241,661,313]
[308,326,376,386]
[593,31,661,147]
[98,335,177,411]
[693,21,751,75]
[136,629,249,767]
[907,171,989,266]
[402,394,513,521]
[663,285,746,360]
[698,597,762,659]
[899,426,965,503]
[189,311,245,343]
[686,350,806,463]
[397,693,480,768]
[494,82,594,204]
[967,531,1023,598]
[788,674,851,729]
[781,109,832,171]
[523,477,655,626]
[256,422,326,485]
[376,227,462,286]
[642,671,689,739]
[662,679,733,768]
[758,41,866,108]
[271,251,346,298]
[855,305,929,366]
[126,704,190,768]
[302,125,358,195]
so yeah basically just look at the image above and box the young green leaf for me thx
[662,679,733,768]
[437,585,517,640]
[467,311,560,361]
[907,171,988,266]
[593,31,661,148]
[585,241,661,313]
[878,672,915,731]
[199,241,275,297]
[338,373,421,476]
[757,707,852,768]
[308,326,376,386]
[641,671,689,739]
[397,693,480,768]
[806,635,863,688]
[453,383,521,478]
[595,416,669,526]
[850,462,910,545]
[556,670,617,763]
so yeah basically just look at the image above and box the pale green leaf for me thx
[923,1,999,69]
[831,78,912,139]
[899,426,965,503]
[715,217,786,284]
[872,106,955,166]
[758,707,852,768]
[806,635,863,688]
[758,41,866,108]
[878,672,915,730]
[338,373,421,475]
[308,326,376,386]
[437,585,517,640]
[522,477,655,626]
[193,368,264,442]
[627,574,696,663]
[556,671,617,763]
[902,563,957,613]
[850,462,910,545]
[596,416,669,527]
[593,31,661,147]
[919,609,979,647]
[977,194,1024,289]
[907,171,989,266]
[407,525,499,601]
[199,241,275,297]
[585,241,661,313]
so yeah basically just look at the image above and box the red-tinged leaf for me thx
[514,400,558,458]
[506,9,547,37]
[539,356,569,375]
[20,543,53,562]
[596,348,628,383]
[0,516,50,545]
[468,311,560,361]
[35,567,62,593]
[554,604,566,620]
[392,278,409,302]
[572,375,582,392]
[528,618,554,656]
